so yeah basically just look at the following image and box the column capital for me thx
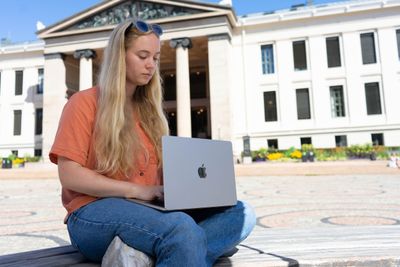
[169,38,192,49]
[73,49,96,59]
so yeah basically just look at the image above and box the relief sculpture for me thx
[69,0,203,30]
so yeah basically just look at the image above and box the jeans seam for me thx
[70,213,164,240]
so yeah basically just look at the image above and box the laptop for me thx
[129,136,237,210]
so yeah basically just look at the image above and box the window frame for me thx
[360,31,378,65]
[13,109,22,136]
[35,108,43,135]
[261,43,275,75]
[267,139,279,150]
[292,39,308,71]
[263,91,278,122]
[296,88,311,120]
[300,137,312,145]
[37,68,44,94]
[335,135,348,147]
[330,85,346,118]
[325,35,342,68]
[371,133,384,146]
[15,70,24,96]
[396,28,400,61]
[364,82,382,115]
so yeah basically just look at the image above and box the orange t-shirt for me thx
[49,87,161,220]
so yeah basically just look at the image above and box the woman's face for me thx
[125,33,160,90]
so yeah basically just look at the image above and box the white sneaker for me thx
[101,236,154,267]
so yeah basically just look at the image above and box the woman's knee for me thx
[237,200,257,234]
[67,214,115,262]
[158,212,207,253]
[165,212,206,245]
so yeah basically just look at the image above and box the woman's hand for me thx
[130,185,164,201]
[58,156,164,200]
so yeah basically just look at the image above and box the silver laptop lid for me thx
[162,136,237,210]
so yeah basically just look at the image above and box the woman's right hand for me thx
[131,185,164,201]
[58,157,164,201]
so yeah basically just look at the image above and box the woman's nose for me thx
[146,59,156,69]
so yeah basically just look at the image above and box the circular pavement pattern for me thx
[321,215,400,226]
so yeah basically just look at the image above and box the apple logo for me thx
[198,164,207,178]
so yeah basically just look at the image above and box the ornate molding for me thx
[169,38,193,49]
[68,1,203,30]
[44,53,65,60]
[73,49,96,59]
[208,33,231,42]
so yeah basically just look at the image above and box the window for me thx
[293,40,307,71]
[37,68,44,94]
[34,149,42,157]
[190,71,207,99]
[360,32,377,64]
[261,44,275,74]
[35,108,43,135]
[296,88,311,120]
[371,133,384,146]
[13,110,22,135]
[330,85,345,117]
[326,36,341,68]
[15,70,23,95]
[267,139,278,150]
[396,29,400,61]
[335,135,348,147]
[163,74,176,101]
[300,137,312,145]
[364,82,382,115]
[263,91,278,122]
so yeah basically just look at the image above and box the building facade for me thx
[0,0,399,161]
[0,42,44,158]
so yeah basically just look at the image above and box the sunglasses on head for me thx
[127,20,163,37]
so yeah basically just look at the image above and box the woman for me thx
[50,19,256,266]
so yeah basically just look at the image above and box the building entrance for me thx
[163,70,210,139]
[166,107,209,138]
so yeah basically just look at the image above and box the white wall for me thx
[230,2,400,155]
[0,45,44,158]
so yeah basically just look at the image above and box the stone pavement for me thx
[0,160,399,265]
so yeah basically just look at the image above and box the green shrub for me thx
[284,147,296,158]
[7,154,17,161]
[301,144,314,152]
[346,143,373,158]
[24,156,41,162]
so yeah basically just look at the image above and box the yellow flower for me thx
[267,152,283,160]
[290,150,302,159]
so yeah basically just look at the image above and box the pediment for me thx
[38,0,235,39]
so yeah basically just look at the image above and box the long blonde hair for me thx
[94,19,169,177]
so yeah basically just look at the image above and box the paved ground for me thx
[0,160,399,264]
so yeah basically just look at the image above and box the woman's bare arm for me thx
[57,156,163,201]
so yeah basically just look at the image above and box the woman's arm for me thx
[58,156,163,201]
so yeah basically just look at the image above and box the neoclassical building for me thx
[0,0,400,162]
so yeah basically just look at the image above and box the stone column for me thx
[74,49,96,90]
[170,38,192,138]
[42,53,67,162]
[208,33,232,141]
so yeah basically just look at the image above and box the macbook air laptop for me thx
[129,136,237,210]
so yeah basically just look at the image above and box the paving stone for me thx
[0,160,399,266]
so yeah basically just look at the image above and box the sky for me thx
[0,0,345,44]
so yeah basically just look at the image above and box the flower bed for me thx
[248,144,399,162]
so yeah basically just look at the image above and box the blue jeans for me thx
[67,198,256,267]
